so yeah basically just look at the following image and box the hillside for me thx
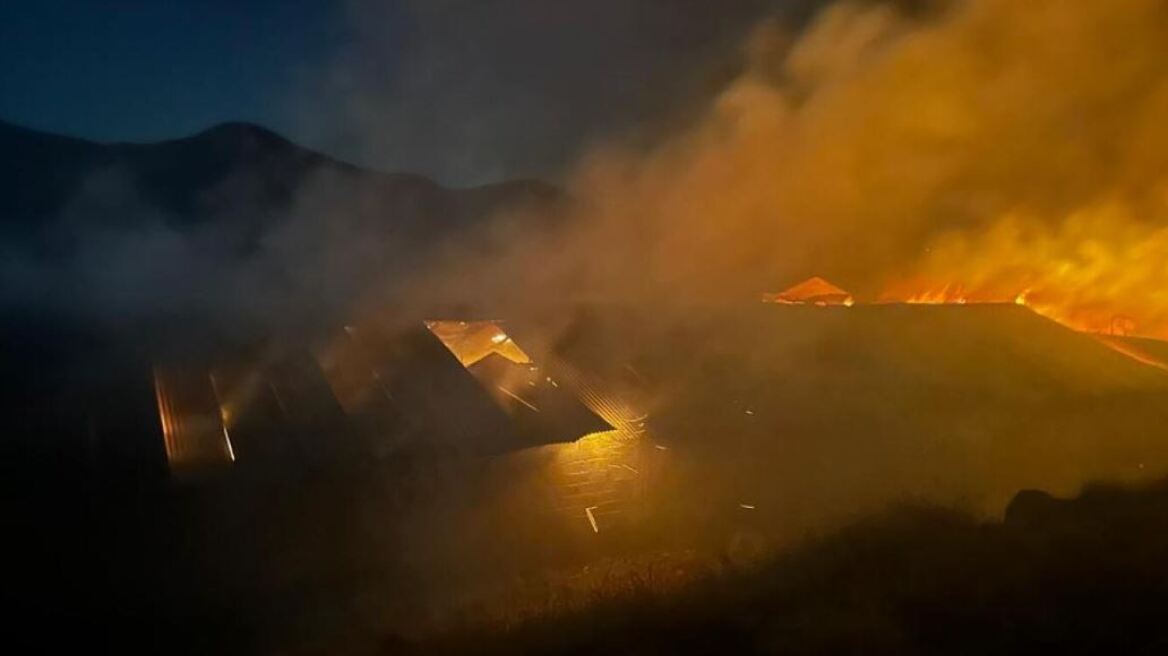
[0,119,561,238]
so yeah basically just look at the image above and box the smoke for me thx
[0,159,488,339]
[385,0,1168,338]
[12,0,1168,339]
[299,0,791,185]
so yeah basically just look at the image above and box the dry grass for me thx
[396,480,1168,656]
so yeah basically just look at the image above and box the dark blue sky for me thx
[0,0,372,143]
[0,0,787,182]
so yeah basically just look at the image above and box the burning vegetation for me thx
[405,0,1168,349]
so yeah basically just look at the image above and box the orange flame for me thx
[899,284,969,305]
[881,278,1149,338]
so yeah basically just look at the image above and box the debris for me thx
[739,504,756,510]
[496,386,540,412]
[585,506,600,533]
[222,427,236,462]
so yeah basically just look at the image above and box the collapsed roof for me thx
[424,320,532,366]
[316,322,525,457]
[467,352,611,445]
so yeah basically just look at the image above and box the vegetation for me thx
[399,480,1168,655]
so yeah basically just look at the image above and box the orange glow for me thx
[876,202,1168,339]
[546,428,646,533]
[880,276,1154,338]
[426,320,532,366]
[873,275,1168,373]
[1094,336,1168,371]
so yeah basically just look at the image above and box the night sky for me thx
[0,1,371,142]
[1,0,790,183]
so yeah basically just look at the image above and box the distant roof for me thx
[765,277,853,305]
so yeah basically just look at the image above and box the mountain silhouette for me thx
[0,119,562,250]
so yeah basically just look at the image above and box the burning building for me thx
[763,277,854,306]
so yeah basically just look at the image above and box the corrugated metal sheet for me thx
[152,366,234,476]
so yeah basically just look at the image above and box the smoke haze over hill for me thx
[0,120,561,330]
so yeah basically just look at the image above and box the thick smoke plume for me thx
[303,0,785,185]
[402,0,1168,338]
